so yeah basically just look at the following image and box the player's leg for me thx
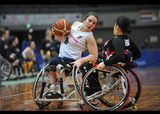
[49,71,57,89]
[48,57,61,89]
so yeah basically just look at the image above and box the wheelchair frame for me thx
[33,62,141,111]
[1,56,40,81]
[1,57,13,80]
[79,63,141,111]
[33,64,81,105]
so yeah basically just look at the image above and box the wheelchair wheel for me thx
[32,64,51,109]
[80,65,132,111]
[72,67,83,96]
[122,69,142,109]
[1,57,13,80]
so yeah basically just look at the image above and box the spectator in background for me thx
[0,28,10,60]
[40,28,53,64]
[0,28,16,64]
[140,38,152,49]
[4,27,12,41]
[22,33,37,55]
[22,41,36,60]
[8,36,24,63]
[8,36,24,75]
[96,37,104,61]
[22,41,39,72]
[22,33,33,51]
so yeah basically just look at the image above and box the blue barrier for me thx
[134,50,151,67]
[36,50,160,69]
[131,49,160,67]
[151,50,160,67]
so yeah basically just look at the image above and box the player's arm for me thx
[97,38,125,70]
[85,35,98,62]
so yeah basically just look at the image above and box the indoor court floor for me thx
[0,67,160,111]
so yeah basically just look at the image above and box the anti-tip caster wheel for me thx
[38,104,44,109]
[132,105,137,111]
[57,101,63,108]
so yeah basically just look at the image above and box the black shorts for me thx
[48,57,75,71]
[80,60,101,75]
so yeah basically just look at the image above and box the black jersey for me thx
[102,35,141,66]
[0,39,9,60]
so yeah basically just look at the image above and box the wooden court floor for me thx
[0,67,160,111]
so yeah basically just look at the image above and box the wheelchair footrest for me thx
[46,92,62,99]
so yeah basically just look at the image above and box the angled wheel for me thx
[72,67,83,96]
[80,65,132,111]
[122,69,142,109]
[1,57,13,80]
[32,64,51,108]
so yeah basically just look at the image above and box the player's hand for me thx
[96,62,105,70]
[52,28,56,35]
[70,59,82,71]
[52,28,63,41]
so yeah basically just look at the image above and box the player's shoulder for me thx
[72,21,81,26]
[112,36,124,42]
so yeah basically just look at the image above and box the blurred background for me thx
[0,5,160,48]
[0,4,160,68]
[0,4,160,111]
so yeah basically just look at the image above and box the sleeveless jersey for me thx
[59,22,93,60]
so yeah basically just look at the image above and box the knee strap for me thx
[46,65,56,72]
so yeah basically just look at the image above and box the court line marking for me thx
[0,91,32,99]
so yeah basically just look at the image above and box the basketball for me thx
[52,19,71,37]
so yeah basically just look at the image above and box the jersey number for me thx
[64,37,69,44]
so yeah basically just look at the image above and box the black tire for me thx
[1,57,13,80]
[121,69,142,109]
[72,67,83,97]
[32,64,51,108]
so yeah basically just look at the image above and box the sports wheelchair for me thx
[32,63,82,109]
[0,55,39,80]
[1,56,15,80]
[79,62,141,111]
[32,60,141,111]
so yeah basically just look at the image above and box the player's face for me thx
[83,15,98,31]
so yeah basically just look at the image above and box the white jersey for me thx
[22,47,34,59]
[59,22,93,60]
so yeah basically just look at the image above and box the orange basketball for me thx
[52,19,71,37]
